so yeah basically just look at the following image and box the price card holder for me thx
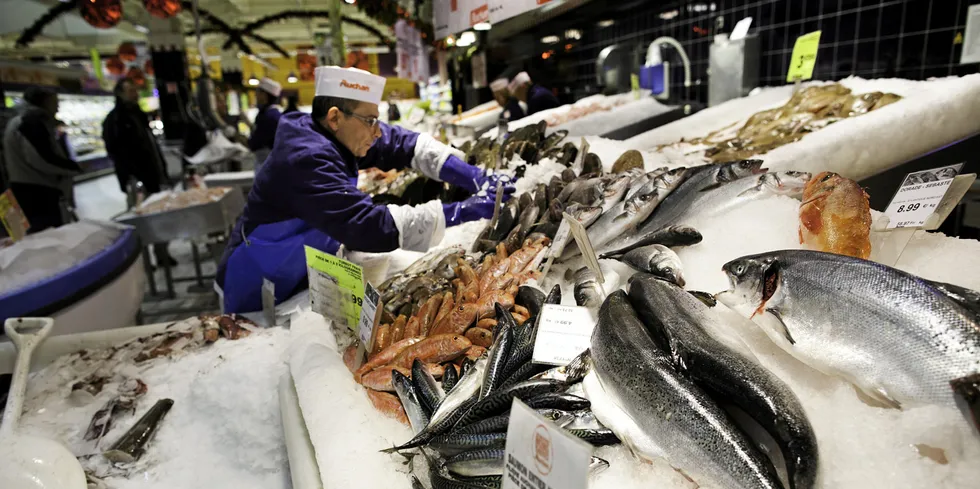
[0,189,30,241]
[870,165,975,267]
[532,304,595,366]
[305,246,366,330]
[261,278,276,328]
[563,212,605,289]
[540,218,571,279]
[502,398,591,489]
[354,282,382,370]
[787,30,821,86]
[575,138,590,169]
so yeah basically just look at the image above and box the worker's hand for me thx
[438,155,516,197]
[442,190,511,226]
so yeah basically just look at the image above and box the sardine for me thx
[413,359,447,415]
[456,379,566,428]
[587,291,783,489]
[718,250,980,416]
[631,274,819,489]
[573,266,604,308]
[524,393,590,411]
[443,364,460,393]
[620,244,685,286]
[393,370,431,433]
[598,224,702,258]
[481,305,516,399]
[445,449,505,477]
[566,428,620,446]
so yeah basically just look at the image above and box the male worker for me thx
[217,66,513,313]
[508,72,561,117]
[248,77,283,166]
[490,78,524,121]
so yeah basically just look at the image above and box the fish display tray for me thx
[114,188,245,244]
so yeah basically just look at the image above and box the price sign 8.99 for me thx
[883,164,963,229]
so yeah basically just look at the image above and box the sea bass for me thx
[718,250,980,416]
[799,171,872,259]
[619,244,685,286]
[587,291,783,489]
[562,190,664,261]
[630,274,819,489]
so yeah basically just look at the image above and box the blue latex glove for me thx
[439,155,516,196]
[443,191,511,226]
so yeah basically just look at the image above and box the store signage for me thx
[396,19,429,84]
[532,304,596,366]
[882,163,964,229]
[470,4,489,25]
[436,0,556,38]
[304,246,365,330]
[0,189,30,242]
[962,4,980,64]
[502,399,591,489]
[786,30,821,82]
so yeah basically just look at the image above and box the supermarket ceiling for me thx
[0,0,394,59]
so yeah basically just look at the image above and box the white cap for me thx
[490,78,509,93]
[315,66,386,105]
[258,77,282,97]
[508,72,531,94]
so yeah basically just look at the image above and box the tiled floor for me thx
[140,238,222,324]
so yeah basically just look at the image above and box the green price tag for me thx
[630,74,641,99]
[304,246,365,330]
[786,30,821,83]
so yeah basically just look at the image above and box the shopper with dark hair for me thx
[248,78,283,166]
[490,78,525,121]
[216,66,514,313]
[103,77,167,195]
[282,93,300,114]
[2,86,80,232]
[508,71,560,116]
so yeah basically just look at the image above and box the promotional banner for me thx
[395,19,429,84]
[435,0,554,38]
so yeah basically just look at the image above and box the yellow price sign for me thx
[786,30,821,83]
[304,246,365,330]
[0,189,30,242]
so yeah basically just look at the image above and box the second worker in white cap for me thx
[217,66,514,313]
[248,77,283,166]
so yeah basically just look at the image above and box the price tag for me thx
[549,219,571,259]
[730,16,753,41]
[502,398,591,489]
[786,30,821,82]
[630,74,640,99]
[0,189,30,241]
[261,278,276,328]
[305,246,365,330]
[563,212,604,285]
[575,138,590,169]
[357,282,381,345]
[531,304,595,366]
[883,164,963,229]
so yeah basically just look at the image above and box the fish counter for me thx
[7,77,980,489]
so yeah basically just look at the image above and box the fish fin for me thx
[736,184,765,198]
[764,308,796,345]
[852,384,902,410]
[924,279,980,318]
[687,291,717,307]
[698,182,723,192]
[380,445,403,454]
[951,373,980,433]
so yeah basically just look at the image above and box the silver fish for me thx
[562,189,664,261]
[630,274,818,489]
[393,370,430,434]
[599,174,632,214]
[562,178,605,206]
[564,203,603,228]
[718,249,980,412]
[598,224,702,258]
[587,291,783,489]
[573,266,604,308]
[620,244,685,286]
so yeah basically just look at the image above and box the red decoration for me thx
[144,59,154,76]
[143,0,181,19]
[77,0,123,29]
[105,56,125,76]
[117,42,138,62]
[127,67,146,86]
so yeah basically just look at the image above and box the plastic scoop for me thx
[0,318,87,489]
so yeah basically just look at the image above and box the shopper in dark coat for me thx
[3,87,80,233]
[509,71,560,116]
[103,78,166,194]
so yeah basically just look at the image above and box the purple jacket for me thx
[217,112,420,288]
[247,104,282,151]
[526,84,561,116]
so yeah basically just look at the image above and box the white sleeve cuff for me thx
[411,133,464,181]
[386,200,446,252]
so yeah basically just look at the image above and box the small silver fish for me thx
[620,244,685,286]
[573,266,604,308]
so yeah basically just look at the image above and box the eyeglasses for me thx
[343,110,380,129]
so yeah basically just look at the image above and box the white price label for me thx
[883,164,962,229]
[358,282,381,345]
[730,17,753,41]
[531,304,596,366]
[502,399,591,489]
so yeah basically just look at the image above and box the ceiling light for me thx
[659,9,679,20]
[457,31,476,46]
[247,76,259,86]
[564,29,581,40]
[287,72,298,83]
[344,0,356,4]
[541,35,560,44]
[445,36,455,46]
[474,22,491,31]
[598,20,614,28]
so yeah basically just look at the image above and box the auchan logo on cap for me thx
[340,79,371,92]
